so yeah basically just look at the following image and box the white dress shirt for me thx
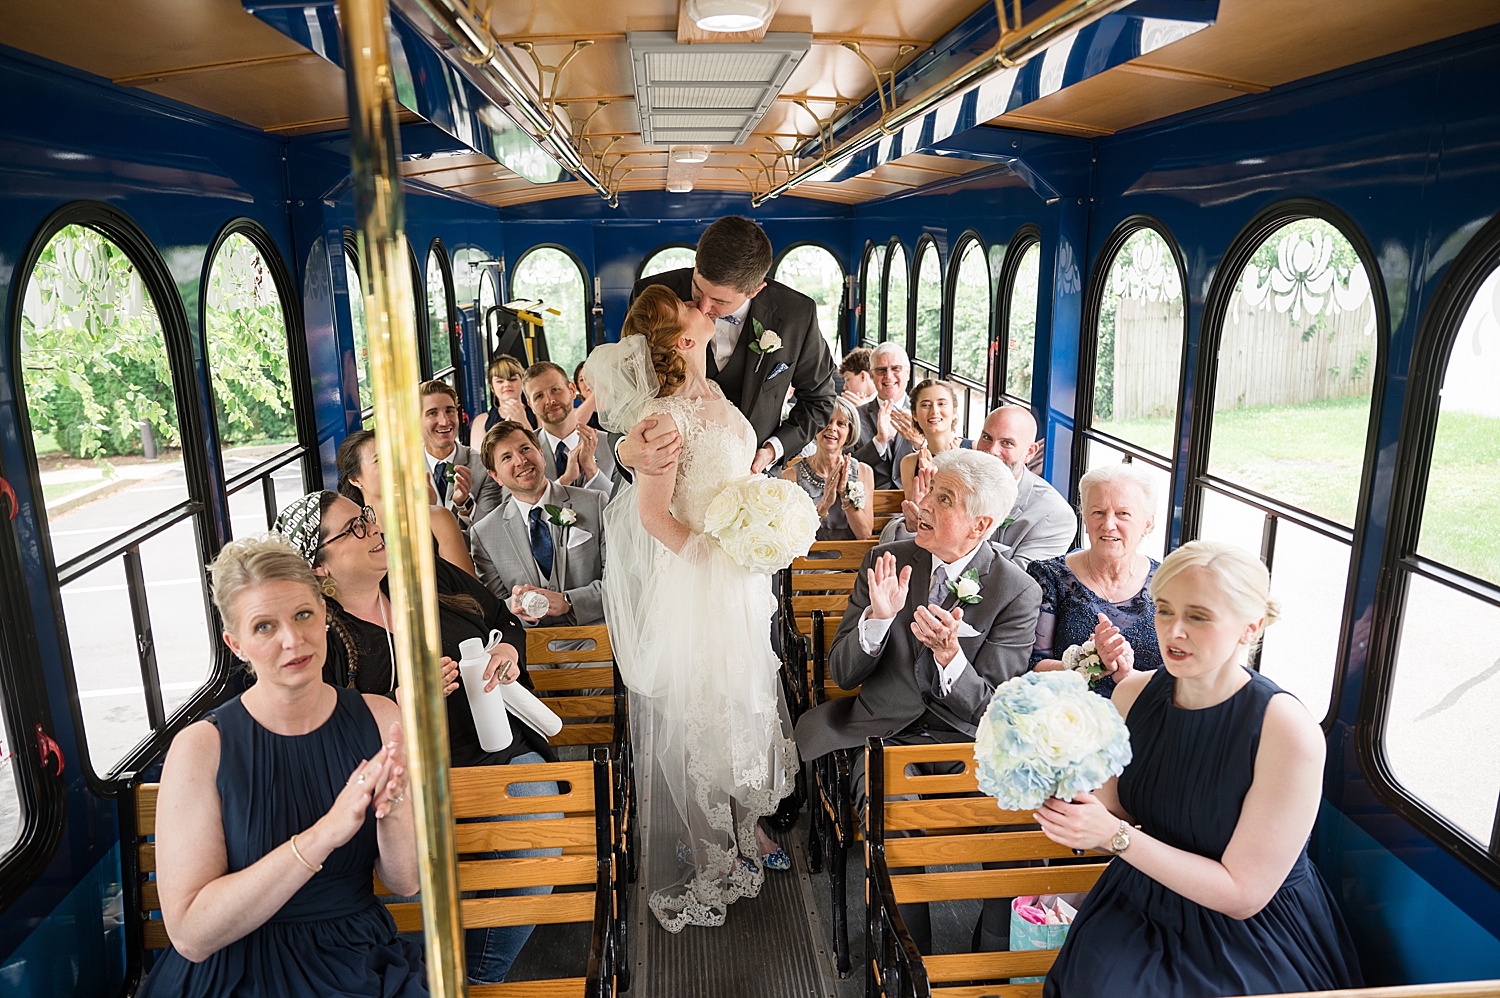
[510,479,556,522]
[711,298,785,463]
[538,426,611,494]
[424,445,459,509]
[857,543,984,695]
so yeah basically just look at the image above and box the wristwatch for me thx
[1109,820,1132,855]
[562,592,573,609]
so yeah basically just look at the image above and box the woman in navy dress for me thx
[1036,540,1363,997]
[140,534,424,997]
[1028,462,1164,697]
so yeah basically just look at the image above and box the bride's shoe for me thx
[761,847,791,871]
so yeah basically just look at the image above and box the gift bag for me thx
[1009,894,1081,983]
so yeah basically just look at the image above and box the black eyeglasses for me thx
[319,506,376,549]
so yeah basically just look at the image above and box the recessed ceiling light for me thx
[666,181,694,193]
[670,147,710,164]
[685,0,772,33]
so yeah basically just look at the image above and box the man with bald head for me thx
[974,405,1076,569]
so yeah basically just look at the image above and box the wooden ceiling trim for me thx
[112,51,321,88]
[991,113,1114,138]
[1114,62,1268,94]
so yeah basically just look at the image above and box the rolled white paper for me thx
[457,637,512,751]
[480,631,564,738]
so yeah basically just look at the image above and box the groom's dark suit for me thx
[630,268,837,461]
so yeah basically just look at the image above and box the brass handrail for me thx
[336,1,465,995]
[751,0,1134,205]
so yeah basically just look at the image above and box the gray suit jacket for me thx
[537,426,617,499]
[469,484,607,627]
[852,396,915,490]
[994,469,1077,570]
[794,539,1041,761]
[431,441,504,526]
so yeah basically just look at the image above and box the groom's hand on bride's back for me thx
[618,416,682,476]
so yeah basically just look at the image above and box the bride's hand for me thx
[867,552,912,621]
[750,444,776,475]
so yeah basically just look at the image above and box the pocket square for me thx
[565,527,593,549]
[956,621,981,639]
[766,362,790,381]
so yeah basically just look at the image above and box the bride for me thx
[585,285,797,932]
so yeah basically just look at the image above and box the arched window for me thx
[1079,224,1187,562]
[342,232,373,420]
[1377,225,1500,861]
[1000,233,1041,406]
[512,246,589,382]
[639,244,696,281]
[773,243,844,359]
[884,241,908,345]
[205,225,313,536]
[948,234,991,437]
[913,237,943,377]
[478,267,499,362]
[1191,213,1379,723]
[16,213,217,781]
[860,242,884,348]
[426,245,458,385]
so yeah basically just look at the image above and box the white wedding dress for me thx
[588,338,797,932]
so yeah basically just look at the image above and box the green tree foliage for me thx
[426,252,454,374]
[21,225,180,458]
[1005,243,1040,401]
[861,246,884,346]
[205,233,297,448]
[774,245,844,358]
[950,240,991,385]
[513,248,587,379]
[914,244,943,366]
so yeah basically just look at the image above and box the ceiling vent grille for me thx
[629,31,811,146]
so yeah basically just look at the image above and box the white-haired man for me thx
[795,448,1042,952]
[974,405,1077,569]
[851,341,925,489]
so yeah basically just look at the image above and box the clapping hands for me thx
[867,552,912,620]
[1092,612,1134,681]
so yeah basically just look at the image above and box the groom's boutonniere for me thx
[1000,517,1015,529]
[946,567,983,605]
[543,504,577,528]
[748,318,781,371]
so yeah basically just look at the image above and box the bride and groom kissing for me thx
[590,216,1038,937]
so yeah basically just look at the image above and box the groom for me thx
[620,216,837,475]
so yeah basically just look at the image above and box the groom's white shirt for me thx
[710,298,753,367]
[857,541,984,695]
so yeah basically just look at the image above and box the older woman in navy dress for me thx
[1028,462,1163,696]
[140,534,424,998]
[1035,540,1362,996]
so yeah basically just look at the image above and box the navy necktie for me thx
[433,461,448,503]
[529,507,555,580]
[555,440,569,477]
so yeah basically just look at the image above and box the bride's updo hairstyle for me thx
[1150,540,1281,646]
[621,284,688,398]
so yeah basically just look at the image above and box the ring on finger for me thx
[356,773,367,787]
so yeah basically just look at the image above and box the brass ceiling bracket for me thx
[512,39,594,134]
[841,41,917,135]
[735,165,765,198]
[558,100,611,148]
[457,0,496,65]
[993,0,1025,34]
[790,98,851,161]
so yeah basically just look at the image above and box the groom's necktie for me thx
[433,461,448,504]
[554,440,569,477]
[927,566,949,607]
[528,507,555,580]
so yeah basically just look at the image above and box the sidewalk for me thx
[42,459,183,518]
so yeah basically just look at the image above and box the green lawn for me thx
[1098,396,1500,584]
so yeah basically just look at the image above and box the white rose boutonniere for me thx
[748,318,781,371]
[543,504,577,527]
[843,479,866,510]
[946,567,983,605]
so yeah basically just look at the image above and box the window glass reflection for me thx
[640,245,696,279]
[1006,242,1040,403]
[512,248,589,382]
[774,245,844,359]
[862,245,884,347]
[950,239,991,384]
[914,242,942,366]
[885,243,908,344]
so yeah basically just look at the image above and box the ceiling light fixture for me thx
[670,146,710,164]
[685,0,773,33]
[666,181,695,193]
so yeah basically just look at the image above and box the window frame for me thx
[424,238,463,399]
[882,237,909,346]
[7,201,224,795]
[510,243,595,365]
[199,219,321,533]
[771,240,847,356]
[1183,199,1389,732]
[636,242,697,284]
[994,224,1043,410]
[942,229,991,439]
[341,229,375,426]
[910,233,943,379]
[1360,210,1500,887]
[858,239,880,347]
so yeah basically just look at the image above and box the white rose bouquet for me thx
[703,475,820,574]
[973,671,1132,812]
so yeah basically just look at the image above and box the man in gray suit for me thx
[420,380,504,526]
[521,361,616,497]
[974,405,1077,569]
[852,342,925,490]
[795,448,1041,953]
[470,420,606,635]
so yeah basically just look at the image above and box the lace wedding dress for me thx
[588,338,797,933]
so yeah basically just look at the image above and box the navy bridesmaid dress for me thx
[139,686,427,997]
[1044,669,1362,997]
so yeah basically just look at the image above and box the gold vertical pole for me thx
[336,1,466,995]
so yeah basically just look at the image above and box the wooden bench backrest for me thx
[872,490,905,516]
[869,740,1108,996]
[524,624,619,748]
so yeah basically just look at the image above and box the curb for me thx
[45,476,135,518]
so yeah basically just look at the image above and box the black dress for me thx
[138,687,427,997]
[1044,669,1363,997]
[323,556,553,768]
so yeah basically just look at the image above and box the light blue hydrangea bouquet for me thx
[973,671,1133,811]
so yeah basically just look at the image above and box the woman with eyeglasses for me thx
[274,491,559,986]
